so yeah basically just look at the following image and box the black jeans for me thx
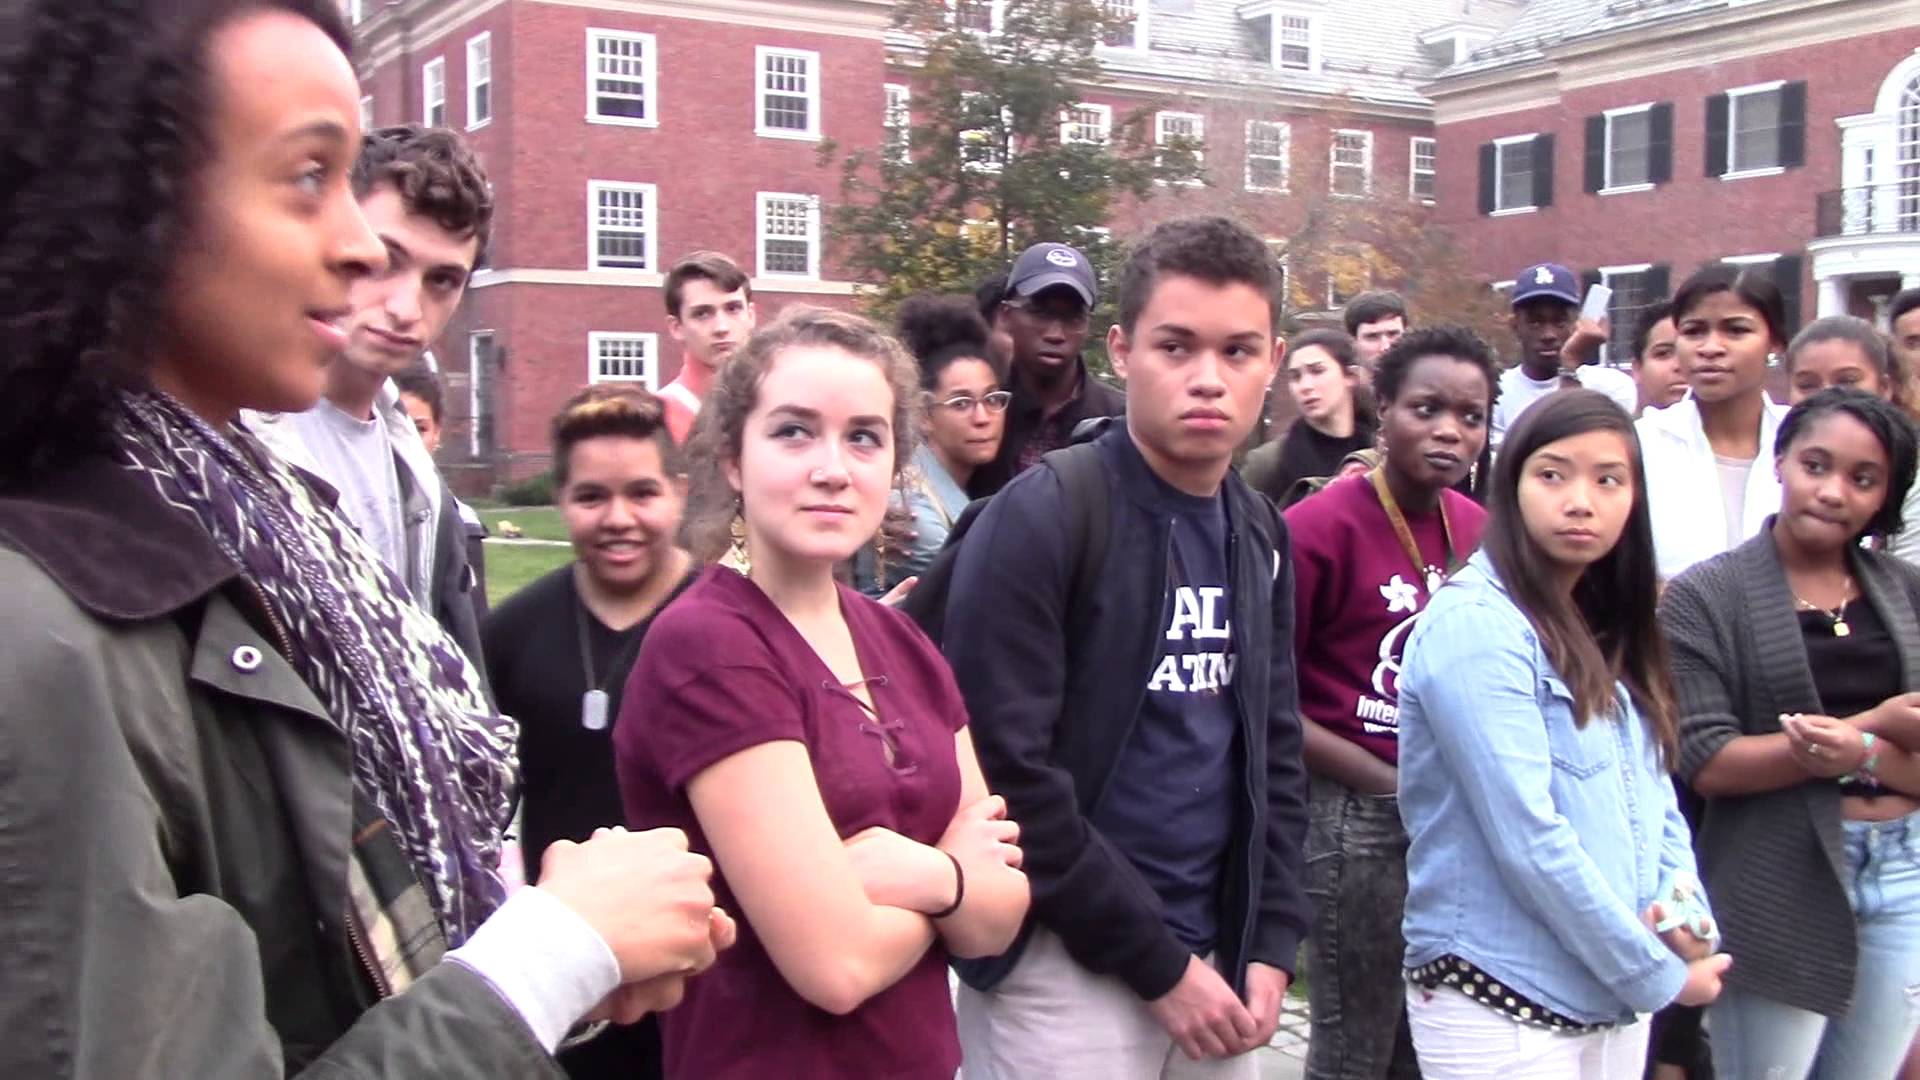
[1305,776,1421,1080]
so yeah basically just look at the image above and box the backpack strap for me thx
[1041,441,1112,645]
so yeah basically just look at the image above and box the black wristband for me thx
[930,852,965,919]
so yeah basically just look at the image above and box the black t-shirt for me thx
[1803,597,1900,798]
[482,563,699,880]
[1088,480,1240,953]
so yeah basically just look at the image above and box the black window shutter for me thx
[1649,103,1674,184]
[1647,263,1671,303]
[1581,269,1603,296]
[1584,115,1607,193]
[1780,81,1807,169]
[1706,93,1730,177]
[1773,254,1804,336]
[1532,133,1555,208]
[1479,142,1497,214]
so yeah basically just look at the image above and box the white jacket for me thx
[1635,396,1790,581]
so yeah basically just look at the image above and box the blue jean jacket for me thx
[1397,551,1703,1024]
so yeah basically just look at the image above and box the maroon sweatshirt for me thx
[1283,474,1487,764]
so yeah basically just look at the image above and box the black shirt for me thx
[482,563,699,879]
[1802,597,1900,798]
[1241,416,1376,507]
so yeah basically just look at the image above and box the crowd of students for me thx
[7,3,1920,1080]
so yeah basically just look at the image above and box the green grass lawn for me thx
[483,541,572,607]
[478,506,568,543]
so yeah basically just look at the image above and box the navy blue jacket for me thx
[944,423,1310,1001]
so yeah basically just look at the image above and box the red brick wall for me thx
[364,2,884,481]
[1433,31,1911,293]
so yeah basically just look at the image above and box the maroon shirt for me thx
[614,566,965,1080]
[1283,475,1487,764]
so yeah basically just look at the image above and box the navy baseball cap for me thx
[1511,262,1580,308]
[1007,242,1097,307]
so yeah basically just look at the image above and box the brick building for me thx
[352,0,893,486]
[1426,0,1920,365]
[349,0,1523,486]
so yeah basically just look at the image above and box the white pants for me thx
[1405,984,1649,1079]
[955,927,1262,1080]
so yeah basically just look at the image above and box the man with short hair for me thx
[947,216,1309,1079]
[970,243,1126,495]
[1489,262,1638,450]
[1343,290,1408,371]
[1889,287,1920,411]
[658,251,756,445]
[249,124,490,672]
[395,366,491,622]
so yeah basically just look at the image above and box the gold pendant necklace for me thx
[1793,574,1854,637]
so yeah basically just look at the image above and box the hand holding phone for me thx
[1581,283,1613,323]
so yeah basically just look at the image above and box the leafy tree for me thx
[821,0,1201,319]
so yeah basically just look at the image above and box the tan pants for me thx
[955,927,1263,1080]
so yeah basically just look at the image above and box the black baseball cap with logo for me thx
[1006,242,1097,308]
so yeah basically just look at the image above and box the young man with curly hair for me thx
[250,124,494,673]
[944,216,1310,1078]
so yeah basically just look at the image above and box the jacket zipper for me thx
[239,579,390,1000]
[1227,526,1261,975]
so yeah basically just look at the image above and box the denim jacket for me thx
[1397,551,1703,1024]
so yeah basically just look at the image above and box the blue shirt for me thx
[860,445,972,597]
[1397,551,1704,1024]
[1091,477,1239,953]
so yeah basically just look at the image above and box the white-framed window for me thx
[1599,264,1655,364]
[587,181,658,271]
[1278,14,1317,72]
[586,29,657,127]
[468,331,494,457]
[1728,81,1785,174]
[359,95,374,131]
[1723,252,1783,266]
[1156,110,1204,178]
[1493,134,1538,212]
[347,0,363,25]
[1604,104,1653,190]
[422,57,446,127]
[756,47,821,140]
[960,92,1008,173]
[466,33,492,129]
[1490,279,1517,302]
[952,0,1004,34]
[1245,120,1290,192]
[1410,136,1437,202]
[1330,129,1372,197]
[1101,0,1149,49]
[757,193,820,279]
[1063,103,1113,146]
[589,332,660,387]
[884,83,912,163]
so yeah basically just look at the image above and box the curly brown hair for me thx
[0,0,353,490]
[681,305,922,563]
[353,124,494,265]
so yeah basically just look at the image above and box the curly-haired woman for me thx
[0,2,729,1075]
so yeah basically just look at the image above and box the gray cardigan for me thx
[1659,525,1920,1017]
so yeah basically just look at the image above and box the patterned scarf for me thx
[115,391,515,944]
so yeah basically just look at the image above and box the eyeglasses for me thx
[1001,297,1091,329]
[929,390,1013,415]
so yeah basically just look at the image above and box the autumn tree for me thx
[821,0,1201,318]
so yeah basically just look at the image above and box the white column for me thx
[1818,275,1846,318]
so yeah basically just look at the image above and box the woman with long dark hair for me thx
[1661,388,1920,1079]
[0,3,725,1074]
[1637,264,1794,580]
[1396,390,1727,1077]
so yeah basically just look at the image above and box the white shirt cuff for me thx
[445,885,623,1053]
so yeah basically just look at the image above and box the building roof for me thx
[891,0,1525,112]
[1436,0,1729,79]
